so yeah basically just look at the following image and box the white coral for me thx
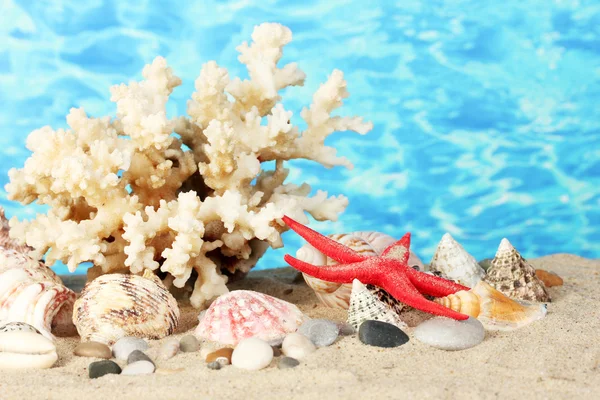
[5,23,372,308]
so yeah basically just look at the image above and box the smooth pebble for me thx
[157,338,179,360]
[207,361,221,370]
[231,338,273,371]
[413,317,485,351]
[298,319,339,347]
[179,335,200,353]
[281,333,316,360]
[89,360,121,379]
[278,357,300,369]
[358,320,409,348]
[121,360,155,376]
[112,337,148,360]
[127,350,154,365]
[74,342,112,359]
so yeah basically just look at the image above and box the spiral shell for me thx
[195,290,306,346]
[347,279,407,330]
[434,281,547,331]
[297,231,424,309]
[428,233,485,288]
[73,270,180,345]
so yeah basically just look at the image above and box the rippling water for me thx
[1,0,598,274]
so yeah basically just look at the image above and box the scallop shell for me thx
[297,231,424,309]
[434,281,547,331]
[428,233,485,288]
[195,290,306,346]
[347,279,407,330]
[484,238,551,302]
[73,269,180,345]
[0,264,76,340]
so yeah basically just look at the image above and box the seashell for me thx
[73,269,180,345]
[0,330,58,369]
[0,207,32,254]
[535,269,563,287]
[297,231,424,310]
[195,290,306,346]
[0,321,41,335]
[434,281,547,331]
[484,239,551,302]
[347,279,407,330]
[0,246,61,284]
[428,233,485,288]
[0,268,77,340]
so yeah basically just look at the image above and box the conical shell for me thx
[484,239,551,302]
[297,231,424,309]
[73,270,180,345]
[347,279,407,330]
[429,233,485,288]
[195,290,306,346]
[434,281,547,331]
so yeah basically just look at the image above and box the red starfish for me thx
[282,216,470,320]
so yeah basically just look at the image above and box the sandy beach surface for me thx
[0,254,598,400]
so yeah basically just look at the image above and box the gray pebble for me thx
[89,360,121,379]
[278,357,300,369]
[179,335,200,353]
[207,361,221,370]
[413,317,485,351]
[298,319,339,347]
[336,322,356,336]
[121,360,155,376]
[112,337,148,360]
[127,350,154,365]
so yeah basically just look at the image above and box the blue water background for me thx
[1,0,598,275]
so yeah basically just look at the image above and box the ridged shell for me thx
[347,279,407,330]
[297,231,424,309]
[484,238,551,302]
[73,270,180,345]
[195,290,306,346]
[428,233,485,288]
[434,281,547,331]
[0,247,61,284]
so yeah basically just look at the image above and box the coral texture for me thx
[5,23,372,308]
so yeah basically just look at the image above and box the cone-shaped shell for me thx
[434,281,547,331]
[347,280,407,330]
[297,231,424,309]
[73,270,180,345]
[195,290,306,346]
[429,233,485,288]
[484,239,550,302]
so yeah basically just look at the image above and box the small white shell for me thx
[347,279,407,330]
[73,270,180,345]
[428,233,485,288]
[297,231,424,309]
[0,331,58,369]
[195,290,306,346]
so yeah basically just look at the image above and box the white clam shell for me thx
[73,270,180,345]
[428,233,485,288]
[0,331,57,369]
[195,290,306,346]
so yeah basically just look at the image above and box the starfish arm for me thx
[405,267,470,297]
[283,254,381,283]
[380,232,411,262]
[282,216,367,264]
[382,270,469,320]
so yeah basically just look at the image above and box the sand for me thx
[1,254,598,400]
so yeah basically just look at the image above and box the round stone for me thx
[298,319,339,347]
[413,317,485,351]
[112,337,148,360]
[231,338,273,371]
[127,350,154,365]
[358,320,409,348]
[121,360,155,376]
[74,342,112,359]
[179,335,200,353]
[89,360,121,379]
[281,333,316,360]
[207,361,221,370]
[0,322,41,335]
[157,338,179,360]
[205,347,233,366]
[278,356,300,369]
